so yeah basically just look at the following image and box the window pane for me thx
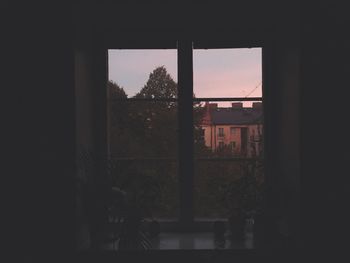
[193,100,264,219]
[193,48,262,99]
[110,159,179,218]
[108,49,177,98]
[194,101,263,158]
[108,100,179,217]
[109,100,178,158]
[194,160,264,218]
[107,49,178,220]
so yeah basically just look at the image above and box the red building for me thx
[200,102,263,157]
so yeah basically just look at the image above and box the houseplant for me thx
[108,186,153,250]
[107,169,162,250]
[77,147,157,250]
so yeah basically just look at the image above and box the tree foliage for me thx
[135,66,177,99]
[107,66,263,218]
[108,67,180,217]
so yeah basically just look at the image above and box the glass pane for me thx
[193,100,264,219]
[108,49,177,98]
[194,159,264,219]
[108,101,178,159]
[107,50,178,220]
[194,100,263,158]
[194,160,242,218]
[110,159,179,218]
[193,48,262,98]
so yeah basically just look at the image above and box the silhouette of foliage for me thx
[108,66,264,219]
[135,66,177,99]
[108,67,180,218]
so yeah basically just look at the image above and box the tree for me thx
[135,66,177,99]
[108,66,213,217]
[107,81,132,158]
[108,81,127,126]
[131,66,178,158]
[108,80,128,99]
[108,67,180,217]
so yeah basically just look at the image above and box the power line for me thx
[245,81,262,98]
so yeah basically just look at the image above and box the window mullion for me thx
[178,40,194,228]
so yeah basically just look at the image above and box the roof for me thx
[209,107,263,125]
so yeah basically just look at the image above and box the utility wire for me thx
[245,81,262,98]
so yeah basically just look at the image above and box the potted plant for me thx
[77,148,157,250]
[110,192,152,250]
[107,170,163,250]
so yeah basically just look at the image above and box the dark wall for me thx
[263,38,301,244]
[5,2,76,261]
[300,1,350,255]
[6,0,349,261]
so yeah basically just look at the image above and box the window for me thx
[198,128,205,142]
[107,42,264,234]
[218,128,224,137]
[108,49,179,219]
[193,47,263,220]
[230,127,237,135]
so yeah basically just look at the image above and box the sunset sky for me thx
[108,48,262,106]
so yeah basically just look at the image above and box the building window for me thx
[218,141,224,148]
[230,141,236,149]
[218,128,224,137]
[230,127,236,135]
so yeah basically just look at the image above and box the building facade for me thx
[200,102,263,157]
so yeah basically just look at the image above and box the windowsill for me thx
[145,218,229,232]
[101,232,254,250]
[150,232,254,250]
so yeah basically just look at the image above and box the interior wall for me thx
[268,41,301,243]
[278,46,301,243]
[300,1,350,254]
[6,3,77,259]
[72,0,302,247]
[9,0,350,259]
[260,32,301,248]
[74,2,109,250]
[75,49,95,250]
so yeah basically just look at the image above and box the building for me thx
[201,102,263,157]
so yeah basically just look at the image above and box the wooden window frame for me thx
[105,40,265,232]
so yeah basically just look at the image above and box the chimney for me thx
[231,102,243,108]
[202,102,215,125]
[252,102,262,109]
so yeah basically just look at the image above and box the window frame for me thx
[230,141,236,149]
[230,127,237,135]
[218,127,224,137]
[106,40,265,232]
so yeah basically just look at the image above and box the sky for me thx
[108,48,262,106]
